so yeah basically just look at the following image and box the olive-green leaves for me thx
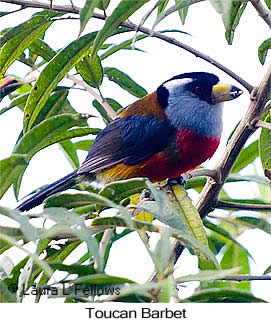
[209,0,247,45]
[258,38,271,65]
[23,32,97,132]
[79,0,101,36]
[104,67,148,98]
[0,155,28,199]
[0,11,60,77]
[90,0,149,61]
[0,113,98,199]
[259,113,271,181]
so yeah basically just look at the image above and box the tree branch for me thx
[196,63,271,218]
[1,0,253,92]
[250,0,271,29]
[67,75,117,120]
[217,200,271,211]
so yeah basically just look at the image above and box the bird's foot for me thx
[140,188,155,202]
[168,174,188,187]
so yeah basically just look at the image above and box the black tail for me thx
[17,172,78,212]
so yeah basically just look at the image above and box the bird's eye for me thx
[194,86,202,95]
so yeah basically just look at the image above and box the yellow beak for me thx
[211,83,243,104]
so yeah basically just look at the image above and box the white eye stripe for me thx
[163,78,193,91]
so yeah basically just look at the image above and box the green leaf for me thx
[14,114,92,160]
[50,262,96,276]
[66,273,135,285]
[0,11,59,47]
[59,140,80,169]
[76,54,103,88]
[0,154,28,199]
[232,140,259,173]
[0,92,29,115]
[258,38,271,65]
[45,193,98,209]
[74,139,94,151]
[176,0,189,24]
[28,38,56,62]
[0,15,56,77]
[92,98,122,124]
[264,0,271,10]
[92,216,218,266]
[259,113,271,179]
[153,0,200,30]
[183,287,266,303]
[34,240,82,302]
[96,0,111,10]
[91,0,149,60]
[104,67,147,98]
[263,265,271,275]
[23,32,98,132]
[152,227,174,276]
[39,207,103,272]
[209,1,247,44]
[203,219,253,260]
[100,34,148,61]
[0,207,38,242]
[234,216,271,234]
[158,278,174,303]
[79,0,101,36]
[99,178,147,204]
[32,89,69,127]
[206,242,250,291]
[158,0,169,15]
[176,267,240,283]
[225,2,247,45]
[12,114,96,197]
[169,183,209,252]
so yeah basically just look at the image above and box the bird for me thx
[17,72,242,212]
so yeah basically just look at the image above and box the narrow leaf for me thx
[153,0,200,30]
[0,154,28,199]
[23,32,98,132]
[258,38,271,64]
[104,67,147,98]
[59,140,80,169]
[76,54,103,88]
[0,17,54,77]
[232,141,259,173]
[91,0,149,59]
[259,113,271,178]
[79,0,101,36]
[183,287,266,303]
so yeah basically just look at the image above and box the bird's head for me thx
[156,72,243,137]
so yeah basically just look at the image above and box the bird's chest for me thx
[175,128,220,170]
[142,128,220,181]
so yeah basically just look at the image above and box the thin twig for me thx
[187,169,220,182]
[250,0,271,29]
[67,74,117,120]
[1,0,253,92]
[256,119,271,130]
[99,228,114,259]
[217,200,271,211]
